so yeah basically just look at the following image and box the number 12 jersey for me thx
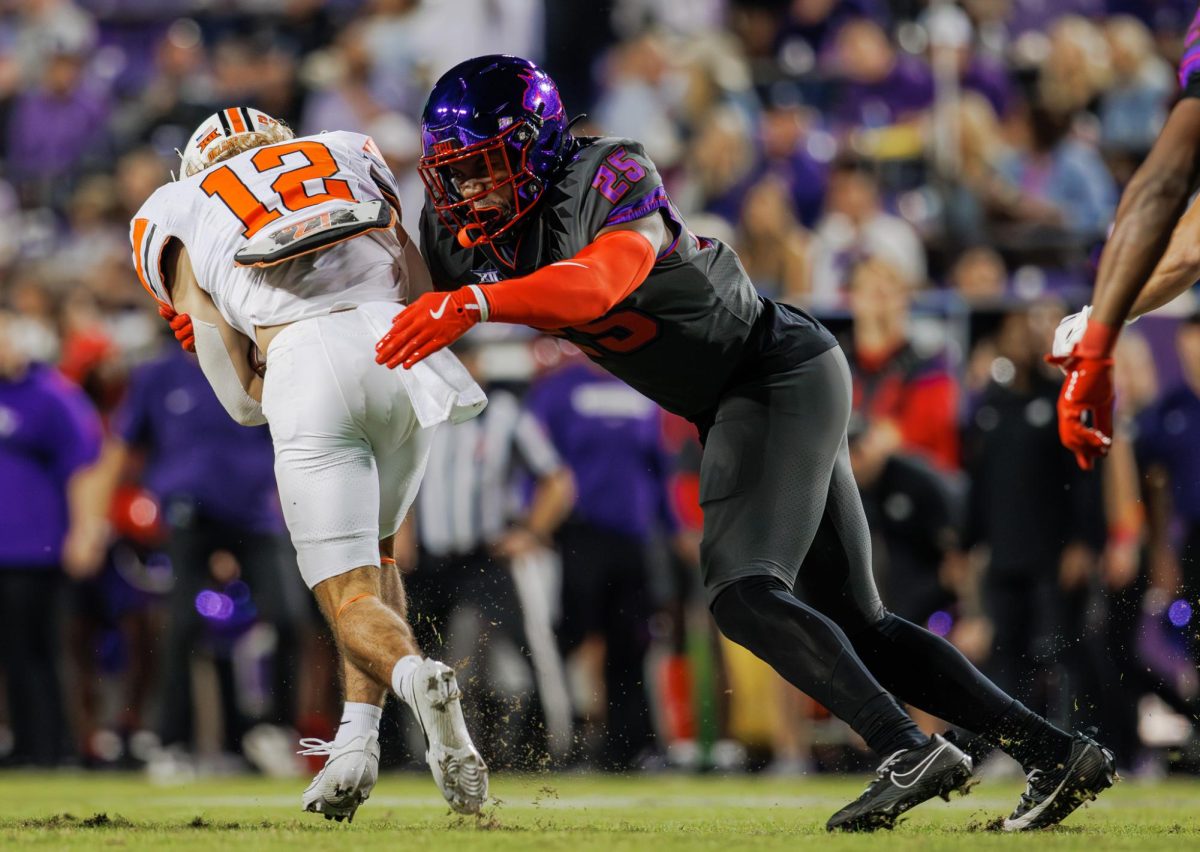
[130,130,407,339]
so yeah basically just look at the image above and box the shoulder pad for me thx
[233,199,395,268]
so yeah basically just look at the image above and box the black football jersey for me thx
[421,136,835,420]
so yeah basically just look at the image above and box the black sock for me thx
[852,692,928,756]
[983,700,1073,772]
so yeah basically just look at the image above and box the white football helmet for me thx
[179,107,293,177]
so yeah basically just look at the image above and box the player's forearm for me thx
[522,468,575,540]
[481,229,656,328]
[66,459,113,543]
[82,439,128,515]
[193,319,267,425]
[1130,254,1200,320]
[1142,464,1173,556]
[1092,100,1200,325]
[1093,179,1189,324]
[1129,197,1200,318]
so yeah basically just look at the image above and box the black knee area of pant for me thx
[710,575,791,647]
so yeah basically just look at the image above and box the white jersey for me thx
[130,130,408,338]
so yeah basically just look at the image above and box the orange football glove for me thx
[375,287,487,369]
[158,303,195,353]
[1048,318,1118,470]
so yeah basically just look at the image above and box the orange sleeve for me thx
[480,229,656,329]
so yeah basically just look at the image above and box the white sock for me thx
[333,702,382,747]
[391,654,423,703]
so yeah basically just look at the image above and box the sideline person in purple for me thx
[96,343,305,757]
[0,310,103,766]
[525,346,682,769]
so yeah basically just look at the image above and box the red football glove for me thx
[1048,318,1118,470]
[375,287,486,369]
[1056,355,1114,470]
[158,303,195,352]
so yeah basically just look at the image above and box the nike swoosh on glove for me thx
[159,303,195,352]
[375,287,487,370]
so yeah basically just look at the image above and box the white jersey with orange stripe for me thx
[130,130,408,339]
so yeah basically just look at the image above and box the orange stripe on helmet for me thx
[226,107,246,133]
[131,218,166,307]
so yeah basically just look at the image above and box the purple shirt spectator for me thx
[706,141,828,230]
[1006,0,1105,36]
[1135,383,1200,524]
[1123,0,1194,34]
[526,361,677,541]
[962,56,1012,118]
[777,0,889,63]
[997,138,1118,236]
[7,69,109,187]
[832,55,934,130]
[112,347,282,534]
[0,364,102,567]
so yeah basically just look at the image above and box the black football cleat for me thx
[1001,730,1116,831]
[826,734,974,832]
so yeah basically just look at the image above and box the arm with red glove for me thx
[158,302,195,352]
[1046,98,1200,468]
[375,219,660,370]
[1049,320,1117,470]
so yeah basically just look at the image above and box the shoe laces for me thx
[874,748,907,780]
[1018,767,1048,809]
[852,748,908,796]
[297,737,334,757]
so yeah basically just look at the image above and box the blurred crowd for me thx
[2,0,1200,780]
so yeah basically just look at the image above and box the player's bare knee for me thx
[312,564,383,623]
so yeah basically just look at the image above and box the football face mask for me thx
[419,54,571,249]
[419,125,539,249]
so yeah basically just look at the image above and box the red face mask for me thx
[418,122,543,248]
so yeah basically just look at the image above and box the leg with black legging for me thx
[158,516,212,749]
[0,569,67,766]
[794,453,1073,771]
[712,575,924,755]
[703,348,925,758]
[233,527,306,728]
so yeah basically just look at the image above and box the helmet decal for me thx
[180,107,292,178]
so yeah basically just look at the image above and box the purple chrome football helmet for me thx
[419,55,571,248]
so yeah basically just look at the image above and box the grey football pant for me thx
[702,346,1036,758]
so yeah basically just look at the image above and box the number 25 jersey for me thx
[130,131,407,339]
[421,136,836,421]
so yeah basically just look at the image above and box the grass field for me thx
[2,771,1198,850]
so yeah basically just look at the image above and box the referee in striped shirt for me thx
[399,342,574,767]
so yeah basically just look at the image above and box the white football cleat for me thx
[404,658,489,814]
[299,732,380,822]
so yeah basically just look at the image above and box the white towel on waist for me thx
[360,301,487,428]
